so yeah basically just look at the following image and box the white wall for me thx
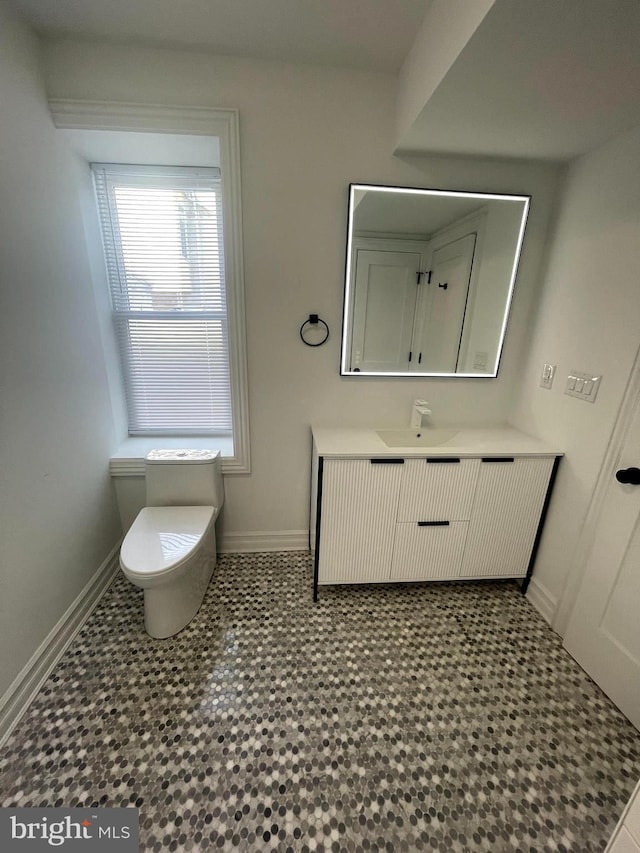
[0,8,123,698]
[41,39,561,543]
[395,0,494,148]
[510,122,640,630]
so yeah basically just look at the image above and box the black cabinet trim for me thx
[481,456,515,463]
[426,457,460,464]
[417,520,450,527]
[521,455,562,595]
[312,456,324,602]
[370,458,405,464]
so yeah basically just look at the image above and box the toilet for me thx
[120,449,224,639]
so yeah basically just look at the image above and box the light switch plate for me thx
[540,363,556,389]
[473,351,488,370]
[565,370,601,402]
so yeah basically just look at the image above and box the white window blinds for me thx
[92,164,232,435]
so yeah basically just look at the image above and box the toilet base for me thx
[143,538,216,639]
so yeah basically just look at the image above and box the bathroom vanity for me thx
[310,427,562,600]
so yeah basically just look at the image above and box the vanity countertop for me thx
[312,426,562,458]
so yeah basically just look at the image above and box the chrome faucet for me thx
[410,399,432,429]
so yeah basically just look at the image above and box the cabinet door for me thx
[391,521,469,581]
[318,459,403,584]
[397,457,480,521]
[460,457,555,578]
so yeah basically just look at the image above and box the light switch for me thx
[565,370,602,402]
[540,363,556,389]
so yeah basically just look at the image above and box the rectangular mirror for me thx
[340,184,530,377]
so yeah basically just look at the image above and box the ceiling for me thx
[9,0,640,162]
[354,190,491,237]
[8,0,430,73]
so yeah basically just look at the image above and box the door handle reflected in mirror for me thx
[615,467,640,485]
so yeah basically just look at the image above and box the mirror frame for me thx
[340,183,530,378]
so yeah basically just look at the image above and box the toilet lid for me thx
[120,506,214,578]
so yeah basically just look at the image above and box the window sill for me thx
[110,435,235,477]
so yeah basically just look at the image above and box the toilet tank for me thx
[145,450,224,509]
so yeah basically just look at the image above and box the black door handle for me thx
[615,467,640,485]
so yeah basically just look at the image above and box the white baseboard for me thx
[219,530,309,553]
[0,542,121,747]
[526,576,558,626]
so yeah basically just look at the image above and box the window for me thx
[49,103,249,472]
[93,164,232,436]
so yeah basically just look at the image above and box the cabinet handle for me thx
[418,520,450,527]
[370,458,405,464]
[426,457,460,464]
[481,457,515,463]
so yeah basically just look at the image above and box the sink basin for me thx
[376,428,458,448]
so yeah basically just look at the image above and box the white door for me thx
[563,383,640,729]
[417,233,476,373]
[350,249,420,372]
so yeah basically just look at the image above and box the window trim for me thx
[49,100,250,473]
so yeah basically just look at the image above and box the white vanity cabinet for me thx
[311,428,561,599]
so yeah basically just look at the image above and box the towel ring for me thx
[300,314,329,347]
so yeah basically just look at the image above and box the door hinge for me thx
[416,270,432,284]
[408,351,413,363]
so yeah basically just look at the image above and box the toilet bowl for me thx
[119,450,224,638]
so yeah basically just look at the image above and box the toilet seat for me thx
[120,506,215,580]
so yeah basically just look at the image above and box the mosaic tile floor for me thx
[1,552,639,852]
